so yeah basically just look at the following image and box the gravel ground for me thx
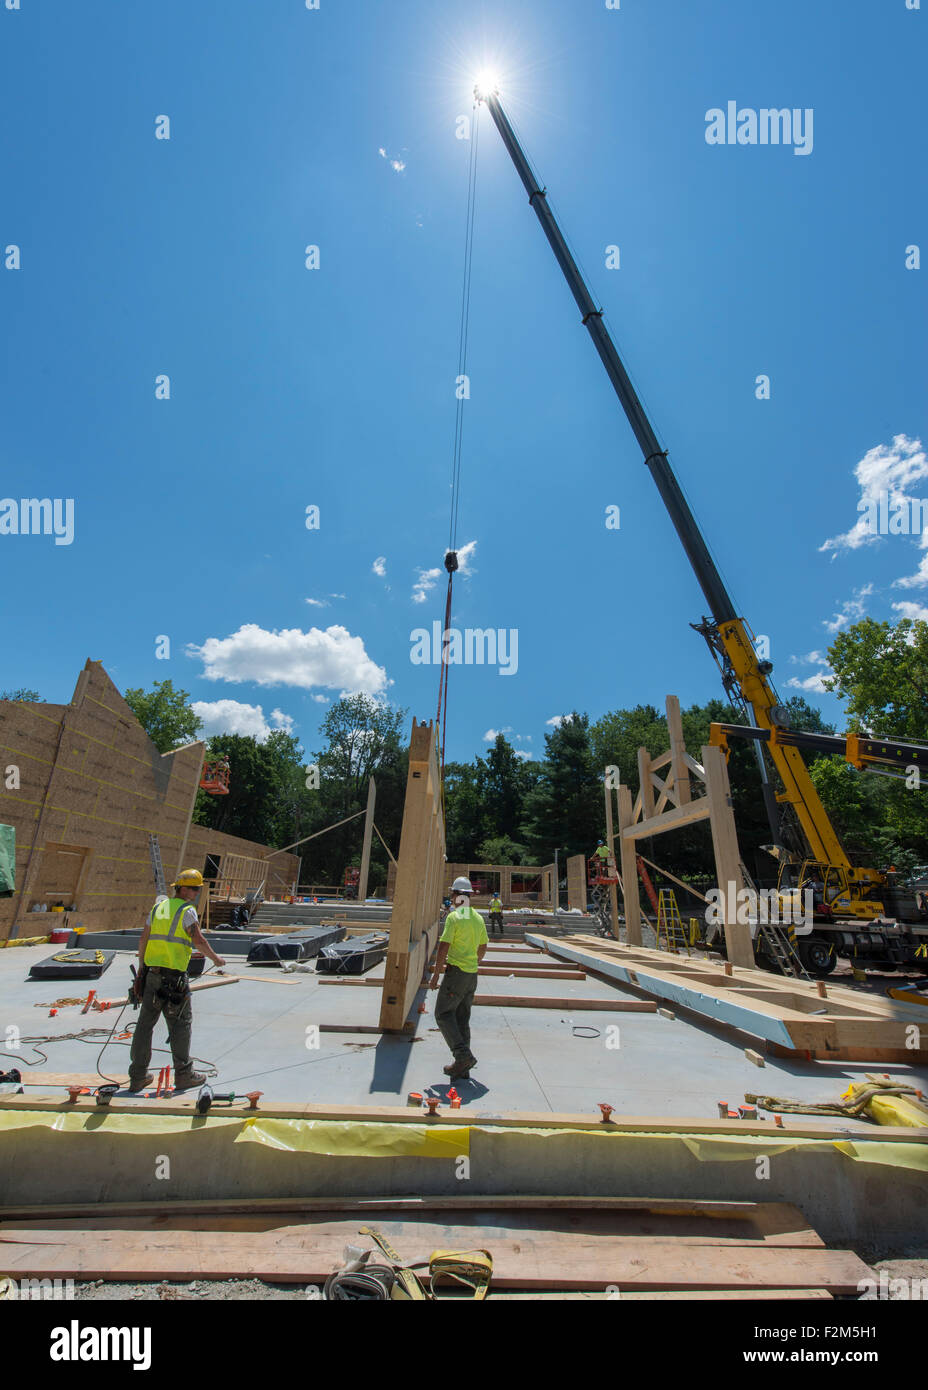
[74,1278,325,1300]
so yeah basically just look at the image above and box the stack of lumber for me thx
[0,1197,871,1296]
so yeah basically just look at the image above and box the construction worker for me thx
[594,839,614,877]
[127,868,226,1095]
[488,891,504,936]
[429,876,488,1080]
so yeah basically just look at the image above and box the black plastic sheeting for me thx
[246,924,346,965]
[315,932,389,976]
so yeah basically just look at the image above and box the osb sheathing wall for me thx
[0,661,297,940]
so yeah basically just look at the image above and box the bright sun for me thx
[474,68,501,98]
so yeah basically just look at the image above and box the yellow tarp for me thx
[235,1118,471,1159]
[0,1112,925,1173]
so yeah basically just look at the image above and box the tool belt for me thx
[150,966,190,1006]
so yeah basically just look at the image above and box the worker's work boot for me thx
[173,1069,207,1092]
[126,1072,154,1094]
[445,1051,477,1080]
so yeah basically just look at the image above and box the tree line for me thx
[9,613,924,896]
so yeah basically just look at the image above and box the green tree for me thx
[808,756,925,877]
[826,617,928,738]
[476,833,528,865]
[0,688,42,701]
[783,694,834,736]
[124,679,203,753]
[519,713,601,861]
[193,730,306,847]
[444,762,487,862]
[299,696,408,889]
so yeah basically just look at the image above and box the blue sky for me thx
[2,0,925,766]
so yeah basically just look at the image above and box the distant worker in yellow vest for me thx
[127,869,225,1094]
[594,840,614,875]
[488,893,504,935]
[429,876,488,1080]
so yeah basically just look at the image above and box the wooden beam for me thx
[667,694,692,806]
[624,797,712,841]
[703,743,754,970]
[566,854,586,913]
[379,719,444,1031]
[618,784,641,946]
[356,777,376,905]
[604,780,620,939]
[638,748,655,820]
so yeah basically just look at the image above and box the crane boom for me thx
[481,91,735,627]
[479,86,886,902]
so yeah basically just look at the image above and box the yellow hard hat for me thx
[174,868,204,889]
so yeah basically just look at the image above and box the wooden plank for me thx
[20,1072,128,1087]
[471,995,655,1011]
[0,1198,823,1246]
[0,1205,823,1247]
[1,1090,922,1140]
[477,967,587,980]
[189,976,238,993]
[0,1222,872,1290]
[213,973,298,986]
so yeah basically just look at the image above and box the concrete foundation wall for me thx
[0,1117,924,1252]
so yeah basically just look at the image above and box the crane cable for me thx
[436,98,480,783]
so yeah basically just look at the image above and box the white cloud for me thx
[789,651,826,665]
[820,435,928,554]
[378,146,406,174]
[187,624,387,696]
[412,567,441,604]
[483,727,513,741]
[191,700,294,743]
[823,584,873,634]
[305,598,328,608]
[372,556,387,578]
[894,551,928,590]
[514,749,532,760]
[892,600,928,622]
[546,715,566,727]
[453,539,478,574]
[785,673,832,694]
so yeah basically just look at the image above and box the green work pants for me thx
[128,966,194,1086]
[435,964,478,1057]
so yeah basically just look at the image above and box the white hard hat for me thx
[451,876,474,894]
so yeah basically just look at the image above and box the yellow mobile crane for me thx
[476,80,928,974]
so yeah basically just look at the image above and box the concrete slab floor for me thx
[1,946,926,1130]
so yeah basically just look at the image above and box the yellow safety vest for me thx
[145,896,194,971]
